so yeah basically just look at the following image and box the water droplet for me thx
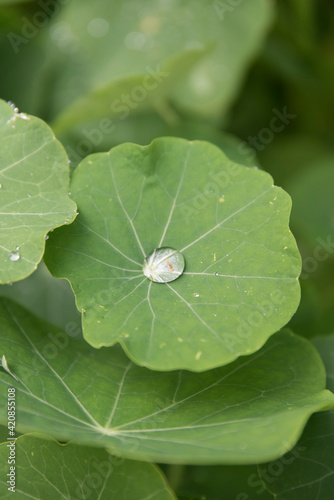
[143,247,185,283]
[68,191,71,195]
[45,234,49,240]
[67,159,71,164]
[14,246,19,251]
[27,193,31,198]
[9,251,20,262]
[8,101,19,113]
[194,293,200,297]
[214,272,219,276]
[213,313,217,317]
[0,184,2,188]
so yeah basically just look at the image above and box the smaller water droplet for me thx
[27,194,31,198]
[67,159,71,164]
[9,251,20,262]
[253,166,259,169]
[194,293,200,297]
[14,246,19,251]
[68,191,71,195]
[0,184,2,188]
[45,234,50,240]
[213,313,217,317]
[214,272,219,276]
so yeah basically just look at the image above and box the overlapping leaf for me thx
[0,100,77,283]
[0,434,176,500]
[0,299,333,464]
[45,138,301,371]
[259,335,334,500]
[49,0,274,130]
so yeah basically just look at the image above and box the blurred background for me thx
[0,1,333,496]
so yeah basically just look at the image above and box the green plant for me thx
[1,1,334,499]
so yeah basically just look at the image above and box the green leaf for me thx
[0,99,77,284]
[1,299,333,465]
[52,48,207,135]
[0,434,176,500]
[259,335,334,500]
[45,137,301,371]
[49,0,274,129]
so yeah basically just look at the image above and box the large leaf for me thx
[49,0,273,128]
[0,100,77,284]
[0,299,333,464]
[259,335,334,500]
[0,434,176,500]
[45,138,301,371]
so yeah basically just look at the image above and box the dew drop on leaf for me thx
[9,251,20,262]
[143,247,185,283]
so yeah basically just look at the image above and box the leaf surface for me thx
[45,138,301,371]
[0,299,333,465]
[49,0,274,128]
[259,334,334,500]
[0,434,176,500]
[0,100,77,283]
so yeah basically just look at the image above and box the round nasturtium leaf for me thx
[0,99,77,284]
[45,138,301,371]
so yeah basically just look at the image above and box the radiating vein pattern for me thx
[1,300,333,464]
[45,138,301,371]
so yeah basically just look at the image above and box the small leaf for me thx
[45,137,301,371]
[0,100,77,284]
[0,298,333,465]
[0,434,176,500]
